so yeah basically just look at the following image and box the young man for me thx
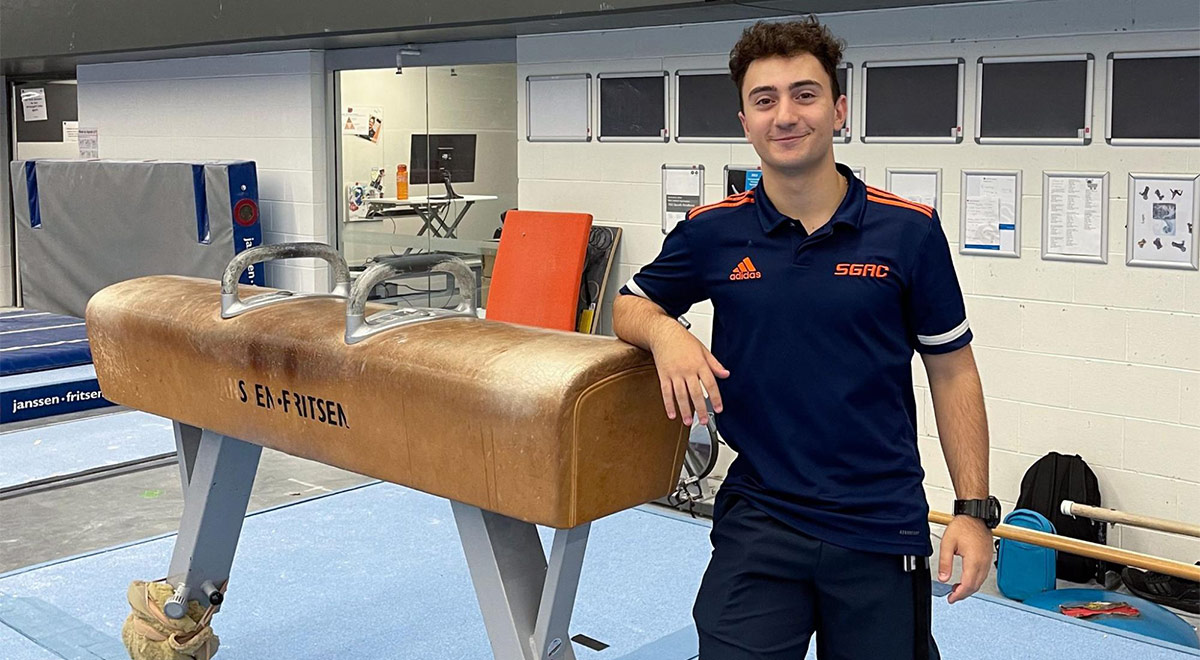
[612,18,998,660]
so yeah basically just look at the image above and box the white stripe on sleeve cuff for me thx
[623,277,650,300]
[917,318,970,347]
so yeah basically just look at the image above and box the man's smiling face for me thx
[739,53,846,176]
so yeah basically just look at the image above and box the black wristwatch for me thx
[954,496,1001,529]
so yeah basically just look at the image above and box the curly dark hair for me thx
[729,18,846,108]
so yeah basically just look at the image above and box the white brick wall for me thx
[518,1,1200,560]
[76,51,330,293]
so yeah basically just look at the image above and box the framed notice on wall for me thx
[960,170,1021,257]
[885,168,941,211]
[1042,172,1108,264]
[1126,173,1199,270]
[662,164,704,234]
[724,164,761,197]
[526,74,592,142]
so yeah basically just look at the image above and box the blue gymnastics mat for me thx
[0,411,175,489]
[1,311,115,425]
[0,482,1195,659]
[0,311,92,377]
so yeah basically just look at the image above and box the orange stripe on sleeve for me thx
[866,194,934,219]
[866,186,934,214]
[687,196,754,220]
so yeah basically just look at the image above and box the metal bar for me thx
[165,429,261,614]
[531,525,589,660]
[444,201,476,239]
[451,501,587,660]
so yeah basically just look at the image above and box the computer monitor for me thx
[410,134,477,197]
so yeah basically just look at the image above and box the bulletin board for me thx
[1106,51,1199,146]
[862,59,964,143]
[598,72,669,142]
[675,69,743,142]
[976,54,1093,144]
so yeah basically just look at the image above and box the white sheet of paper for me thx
[78,128,99,158]
[965,198,1001,248]
[888,171,938,210]
[63,120,80,142]
[1046,176,1103,257]
[21,88,48,122]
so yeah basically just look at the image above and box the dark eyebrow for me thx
[747,80,824,97]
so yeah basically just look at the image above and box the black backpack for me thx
[1015,452,1109,583]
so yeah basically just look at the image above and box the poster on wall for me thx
[342,105,383,143]
[78,128,99,158]
[1126,173,1199,270]
[1042,171,1107,263]
[960,170,1021,257]
[63,121,79,142]
[662,164,704,234]
[885,168,941,211]
[21,88,47,122]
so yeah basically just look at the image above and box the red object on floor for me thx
[1059,601,1141,619]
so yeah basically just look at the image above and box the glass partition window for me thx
[335,63,517,310]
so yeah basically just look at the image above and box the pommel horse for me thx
[86,243,689,660]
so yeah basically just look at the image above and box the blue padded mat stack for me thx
[0,311,93,377]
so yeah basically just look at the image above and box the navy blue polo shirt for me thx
[619,163,972,556]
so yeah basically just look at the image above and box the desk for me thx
[366,194,498,239]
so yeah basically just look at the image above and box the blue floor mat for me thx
[0,411,175,489]
[0,482,1195,659]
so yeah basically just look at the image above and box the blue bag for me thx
[996,509,1057,601]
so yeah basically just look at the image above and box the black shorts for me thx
[694,495,940,660]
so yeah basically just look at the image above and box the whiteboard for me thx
[527,74,591,142]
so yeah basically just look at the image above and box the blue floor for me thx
[0,482,1196,659]
[0,411,175,489]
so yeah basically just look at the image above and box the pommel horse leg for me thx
[452,501,590,660]
[165,421,261,617]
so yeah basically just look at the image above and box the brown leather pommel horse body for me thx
[87,243,688,660]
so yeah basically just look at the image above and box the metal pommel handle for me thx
[220,242,352,318]
[345,253,477,344]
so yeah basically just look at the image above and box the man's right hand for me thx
[650,326,729,426]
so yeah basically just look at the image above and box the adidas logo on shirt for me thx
[730,257,762,280]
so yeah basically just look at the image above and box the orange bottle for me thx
[396,164,409,200]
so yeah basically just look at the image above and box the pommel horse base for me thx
[87,243,689,660]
